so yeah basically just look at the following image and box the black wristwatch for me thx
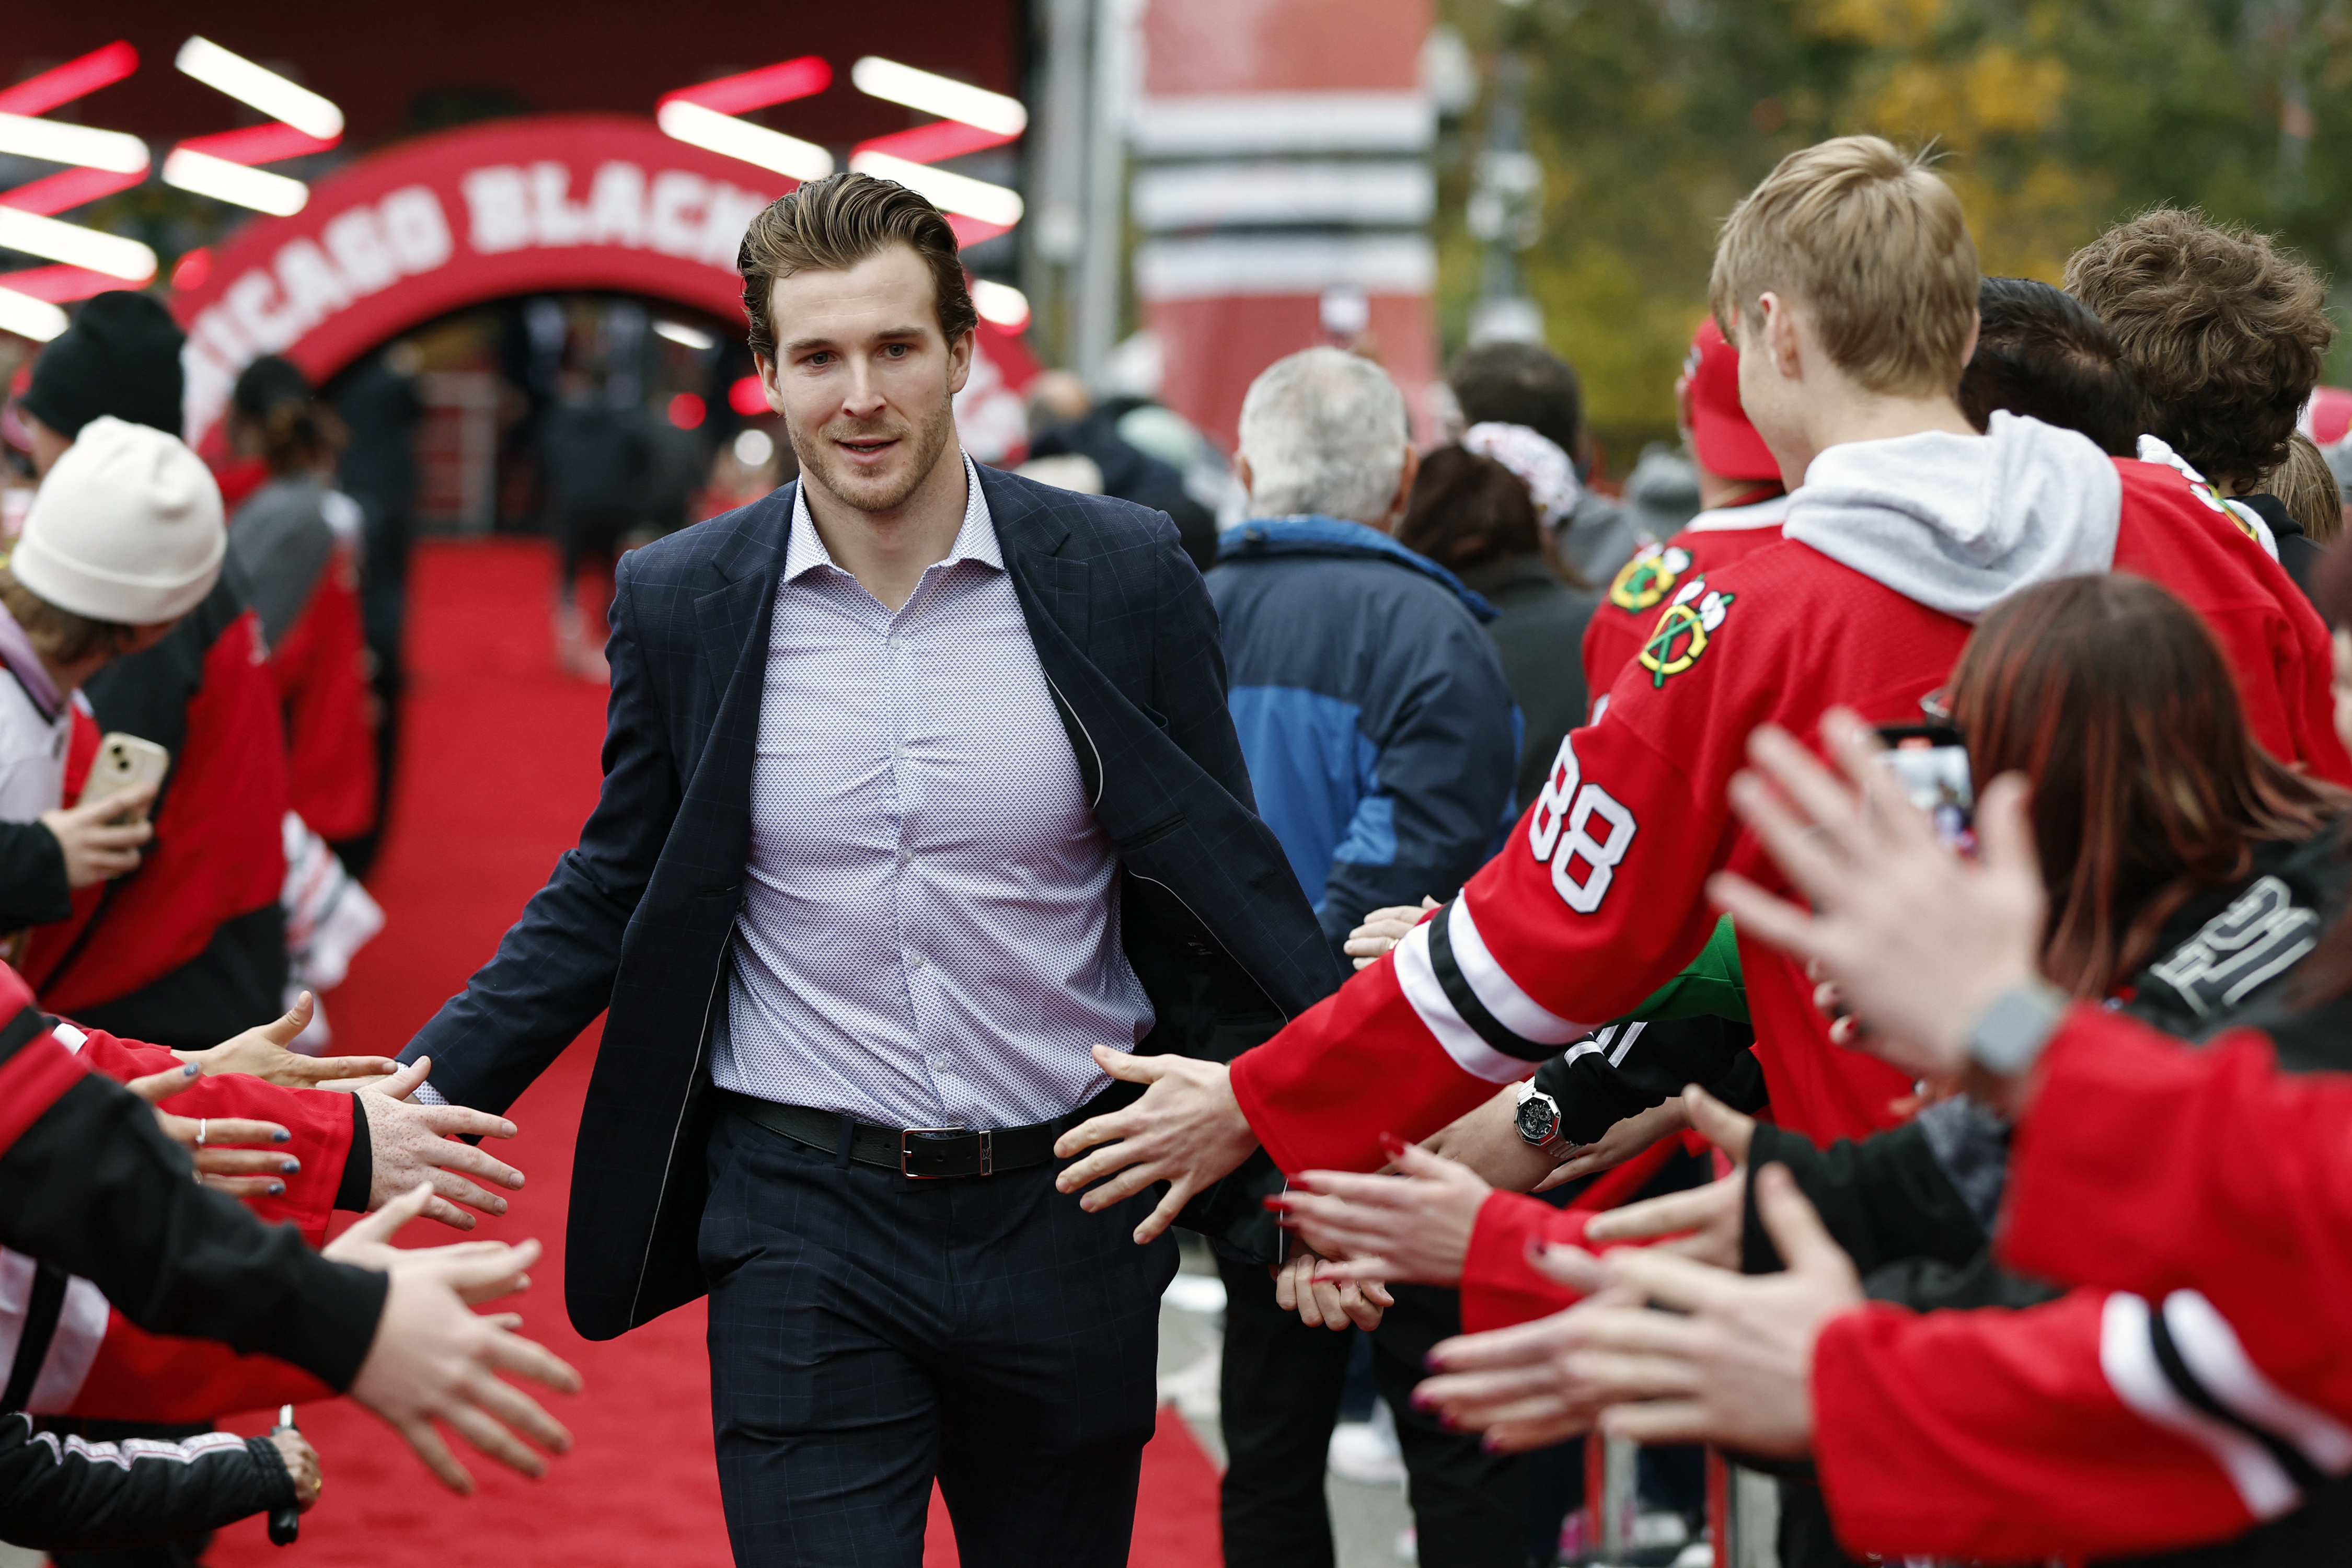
[1515,1081,1571,1159]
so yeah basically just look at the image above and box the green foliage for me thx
[1438,0,2352,464]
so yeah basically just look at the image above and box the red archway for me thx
[168,112,1035,451]
[171,114,778,443]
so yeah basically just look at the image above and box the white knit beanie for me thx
[15,416,225,624]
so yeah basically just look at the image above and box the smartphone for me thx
[84,733,170,822]
[1874,723,1974,850]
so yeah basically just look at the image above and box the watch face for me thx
[1515,1092,1560,1144]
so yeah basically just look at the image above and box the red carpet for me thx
[206,538,1223,1567]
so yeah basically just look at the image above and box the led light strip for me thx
[656,56,837,185]
[164,36,344,216]
[174,37,342,141]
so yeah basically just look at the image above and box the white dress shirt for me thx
[711,457,1154,1129]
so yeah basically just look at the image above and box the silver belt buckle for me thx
[901,1125,988,1178]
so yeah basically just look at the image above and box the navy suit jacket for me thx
[403,465,1342,1340]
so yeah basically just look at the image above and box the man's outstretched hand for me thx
[358,1058,526,1230]
[1053,1046,1259,1244]
[330,1185,581,1493]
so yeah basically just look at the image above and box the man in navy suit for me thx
[396,172,1342,1566]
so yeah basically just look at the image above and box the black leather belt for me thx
[723,1087,1125,1179]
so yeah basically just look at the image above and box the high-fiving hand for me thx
[1549,1163,1862,1455]
[129,1062,300,1198]
[1411,1162,1862,1456]
[358,1058,527,1230]
[1273,1137,1492,1288]
[1053,1046,1259,1244]
[177,993,399,1090]
[326,1184,581,1492]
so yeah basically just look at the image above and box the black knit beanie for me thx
[21,291,187,441]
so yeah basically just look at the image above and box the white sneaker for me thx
[1632,1511,1691,1550]
[1327,1404,1406,1486]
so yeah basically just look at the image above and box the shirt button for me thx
[932,1057,952,1073]
[898,849,913,865]
[908,952,925,970]
[888,636,906,650]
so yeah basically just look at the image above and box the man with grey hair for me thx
[1204,346,1525,1568]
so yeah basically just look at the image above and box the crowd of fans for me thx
[1201,137,2352,1568]
[9,126,2352,1568]
[0,293,574,1559]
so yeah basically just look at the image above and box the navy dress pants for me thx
[699,1102,1179,1567]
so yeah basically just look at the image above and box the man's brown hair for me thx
[1710,135,1979,397]
[736,171,978,363]
[2064,208,2334,491]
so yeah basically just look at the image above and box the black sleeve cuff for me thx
[0,820,74,929]
[335,1094,372,1213]
[282,1258,388,1392]
[244,1433,297,1512]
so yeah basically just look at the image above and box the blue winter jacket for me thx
[1207,516,1520,962]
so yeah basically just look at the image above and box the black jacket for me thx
[0,1413,295,1553]
[402,468,1344,1340]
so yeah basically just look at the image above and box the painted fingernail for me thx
[280,1159,299,1174]
[1261,1194,1289,1210]
[1411,1390,1436,1409]
[1377,1132,1407,1156]
[272,1129,291,1142]
[181,1063,200,1077]
[268,1182,286,1196]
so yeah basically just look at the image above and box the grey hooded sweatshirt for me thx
[1781,410,2123,621]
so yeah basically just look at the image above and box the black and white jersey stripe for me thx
[1392,894,1588,1082]
[2103,1288,2352,1519]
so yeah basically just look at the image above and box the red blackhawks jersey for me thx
[1229,452,2352,1189]
[1811,1005,2352,1560]
[1582,492,1790,704]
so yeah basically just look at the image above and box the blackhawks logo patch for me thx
[1636,578,1735,688]
[1608,544,1692,613]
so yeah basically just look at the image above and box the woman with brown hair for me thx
[1397,445,1599,817]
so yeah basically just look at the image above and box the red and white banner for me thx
[1133,0,1438,449]
[171,113,783,444]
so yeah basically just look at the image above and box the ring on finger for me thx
[196,1119,208,1147]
